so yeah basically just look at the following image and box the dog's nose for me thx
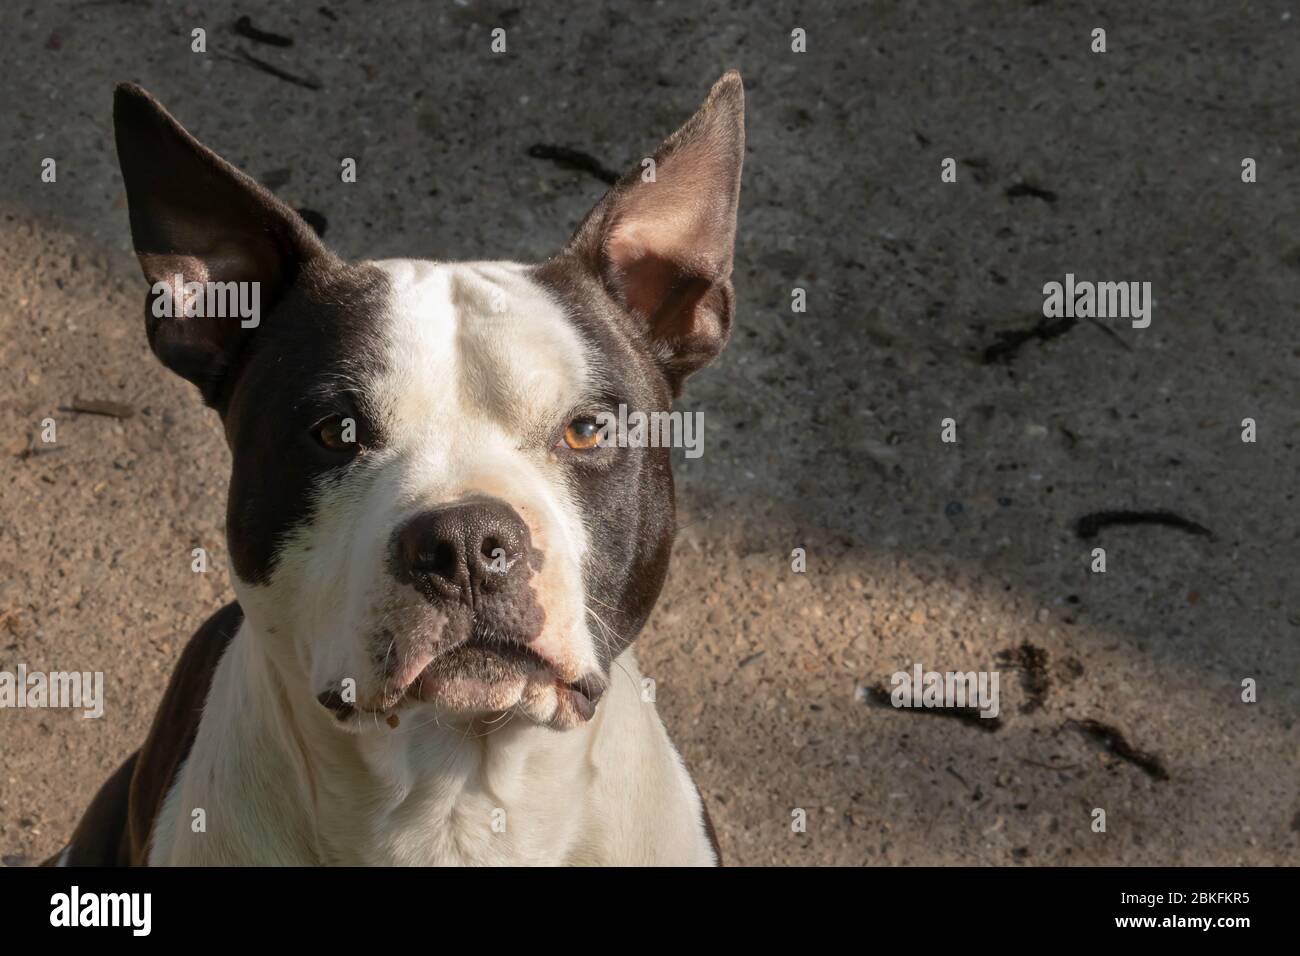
[394,499,530,602]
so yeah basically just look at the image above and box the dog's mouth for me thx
[320,628,603,728]
[421,634,603,717]
[411,635,604,724]
[435,633,553,679]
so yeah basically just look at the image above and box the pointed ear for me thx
[564,72,744,393]
[113,83,331,406]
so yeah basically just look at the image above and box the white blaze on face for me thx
[245,260,601,717]
[383,258,600,667]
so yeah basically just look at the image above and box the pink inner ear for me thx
[606,209,724,321]
[140,253,211,288]
[617,253,712,343]
[607,170,731,266]
[140,238,283,293]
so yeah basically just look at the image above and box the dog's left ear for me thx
[564,71,744,393]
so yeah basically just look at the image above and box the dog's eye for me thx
[312,415,359,454]
[563,418,604,451]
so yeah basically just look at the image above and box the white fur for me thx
[148,621,715,865]
[149,260,715,865]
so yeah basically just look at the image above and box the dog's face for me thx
[113,75,743,730]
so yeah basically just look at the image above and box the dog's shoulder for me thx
[48,602,243,867]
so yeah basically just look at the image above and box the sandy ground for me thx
[1,0,1297,866]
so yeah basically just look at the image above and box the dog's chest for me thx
[343,789,577,866]
[320,724,600,866]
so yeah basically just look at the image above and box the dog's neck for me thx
[150,617,713,865]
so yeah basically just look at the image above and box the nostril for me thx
[417,540,460,582]
[481,536,504,568]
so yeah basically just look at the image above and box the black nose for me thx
[394,499,530,603]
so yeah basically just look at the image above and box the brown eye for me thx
[313,416,357,453]
[563,418,603,450]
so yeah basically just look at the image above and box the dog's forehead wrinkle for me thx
[367,258,592,436]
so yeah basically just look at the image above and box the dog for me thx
[49,71,743,866]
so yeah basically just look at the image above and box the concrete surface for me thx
[1,0,1297,866]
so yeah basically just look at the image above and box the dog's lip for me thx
[415,634,555,688]
[563,674,604,720]
[316,688,357,720]
[459,634,554,675]
[320,637,605,723]
[406,636,602,711]
[407,639,606,721]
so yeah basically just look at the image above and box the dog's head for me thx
[114,74,743,730]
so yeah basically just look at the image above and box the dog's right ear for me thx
[113,84,330,406]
